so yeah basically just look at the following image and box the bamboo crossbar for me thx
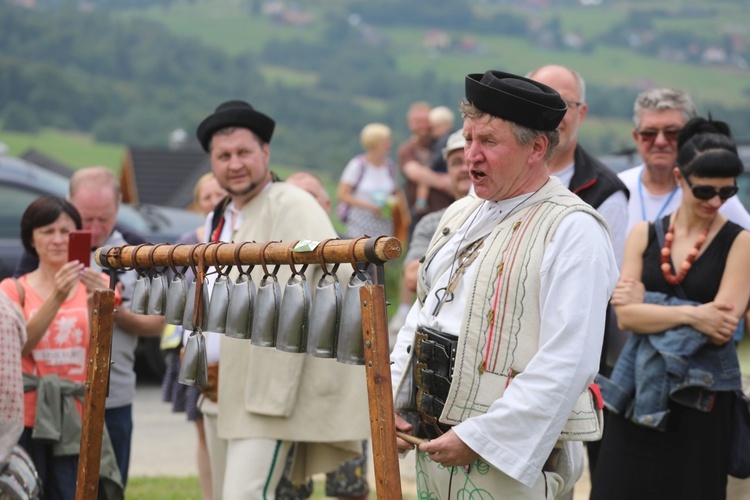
[94,236,402,270]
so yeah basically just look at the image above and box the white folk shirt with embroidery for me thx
[392,192,619,487]
[181,195,250,363]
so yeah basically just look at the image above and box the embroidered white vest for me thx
[415,178,606,426]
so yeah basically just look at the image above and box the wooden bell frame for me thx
[76,236,403,499]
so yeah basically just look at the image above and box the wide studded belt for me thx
[414,326,457,440]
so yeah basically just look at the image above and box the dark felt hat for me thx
[196,100,275,152]
[465,70,567,131]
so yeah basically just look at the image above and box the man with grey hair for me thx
[391,69,618,498]
[527,65,630,482]
[527,65,629,265]
[619,87,750,232]
[72,168,166,486]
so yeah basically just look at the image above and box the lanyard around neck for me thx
[639,168,677,222]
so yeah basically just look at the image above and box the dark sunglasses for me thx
[636,128,681,144]
[684,176,739,201]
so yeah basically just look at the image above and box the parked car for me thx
[0,154,204,378]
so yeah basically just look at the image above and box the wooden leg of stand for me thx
[76,289,115,500]
[360,285,402,499]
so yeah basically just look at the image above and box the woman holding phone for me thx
[0,195,110,499]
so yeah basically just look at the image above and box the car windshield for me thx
[0,158,70,239]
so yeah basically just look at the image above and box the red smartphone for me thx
[68,230,92,267]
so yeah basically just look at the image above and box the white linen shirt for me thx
[554,162,628,268]
[391,193,619,488]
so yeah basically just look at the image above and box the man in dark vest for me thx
[528,65,629,480]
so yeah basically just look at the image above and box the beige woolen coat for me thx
[217,182,370,481]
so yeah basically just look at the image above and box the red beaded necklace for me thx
[660,212,714,286]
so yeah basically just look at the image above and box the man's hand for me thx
[418,430,479,467]
[395,413,415,453]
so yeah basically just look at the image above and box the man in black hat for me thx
[195,100,370,499]
[390,70,619,498]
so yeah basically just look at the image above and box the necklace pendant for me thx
[659,213,714,286]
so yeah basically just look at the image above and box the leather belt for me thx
[414,326,457,440]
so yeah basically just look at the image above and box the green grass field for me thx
[126,476,203,500]
[126,476,418,499]
[118,0,324,57]
[0,128,124,172]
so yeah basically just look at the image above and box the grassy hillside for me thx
[4,0,748,173]
[384,26,749,107]
[0,128,341,187]
[112,0,750,158]
[121,0,750,109]
[0,129,124,171]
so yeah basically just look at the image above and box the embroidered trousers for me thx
[414,451,565,499]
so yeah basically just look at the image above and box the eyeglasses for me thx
[683,176,738,201]
[636,128,681,144]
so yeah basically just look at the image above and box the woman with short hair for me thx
[337,123,398,239]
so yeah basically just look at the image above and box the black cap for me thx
[465,70,567,131]
[196,100,275,152]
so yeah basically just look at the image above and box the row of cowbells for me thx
[129,267,373,366]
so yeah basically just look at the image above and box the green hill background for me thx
[1,0,749,175]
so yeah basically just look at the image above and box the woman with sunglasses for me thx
[590,117,750,500]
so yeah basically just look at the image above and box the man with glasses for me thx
[619,88,750,233]
[528,65,629,265]
[527,65,630,485]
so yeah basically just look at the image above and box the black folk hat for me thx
[196,100,276,152]
[465,70,567,131]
